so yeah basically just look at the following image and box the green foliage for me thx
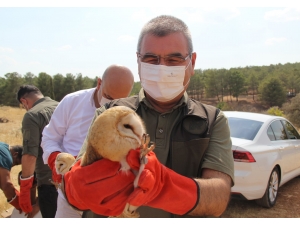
[246,72,259,100]
[63,73,76,95]
[216,102,231,111]
[3,72,24,106]
[282,93,300,128]
[259,77,286,107]
[53,74,66,101]
[75,73,94,91]
[204,69,222,100]
[267,106,285,117]
[229,70,245,101]
[0,77,6,105]
[130,82,141,96]
[187,69,205,100]
[36,72,54,99]
[24,72,36,85]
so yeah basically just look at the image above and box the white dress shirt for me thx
[42,88,97,164]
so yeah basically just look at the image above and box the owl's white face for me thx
[117,112,145,147]
[89,106,146,164]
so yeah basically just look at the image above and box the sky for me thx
[0,1,300,82]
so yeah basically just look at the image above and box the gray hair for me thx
[137,15,193,54]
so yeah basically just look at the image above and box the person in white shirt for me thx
[41,64,135,218]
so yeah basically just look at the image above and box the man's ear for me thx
[191,52,197,75]
[97,78,102,90]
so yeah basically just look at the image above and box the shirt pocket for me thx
[22,129,30,153]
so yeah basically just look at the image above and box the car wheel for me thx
[255,167,280,208]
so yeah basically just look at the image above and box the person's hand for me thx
[25,198,40,218]
[63,159,135,217]
[126,149,200,215]
[19,174,34,213]
[48,151,62,183]
[7,189,22,214]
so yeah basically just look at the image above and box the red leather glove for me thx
[19,174,34,213]
[63,159,136,216]
[8,189,22,212]
[48,151,62,183]
[126,149,200,215]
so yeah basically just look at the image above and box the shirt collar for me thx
[32,97,51,108]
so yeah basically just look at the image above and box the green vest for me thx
[106,96,219,178]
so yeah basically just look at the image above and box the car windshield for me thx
[228,117,263,140]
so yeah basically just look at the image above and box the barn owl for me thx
[81,105,148,170]
[54,105,155,218]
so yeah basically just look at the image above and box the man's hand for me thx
[63,159,135,217]
[126,149,199,215]
[19,175,34,213]
[48,151,62,183]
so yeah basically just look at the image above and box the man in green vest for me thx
[63,15,234,218]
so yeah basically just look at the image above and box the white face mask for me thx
[140,59,191,102]
[97,87,112,107]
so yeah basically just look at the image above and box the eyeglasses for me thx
[138,53,191,66]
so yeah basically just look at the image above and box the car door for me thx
[269,120,295,174]
[281,120,300,170]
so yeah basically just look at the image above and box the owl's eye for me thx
[124,124,133,130]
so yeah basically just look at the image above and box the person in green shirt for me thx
[17,85,59,218]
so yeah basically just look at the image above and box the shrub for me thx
[282,93,300,128]
[258,77,286,107]
[267,106,285,117]
[217,102,232,111]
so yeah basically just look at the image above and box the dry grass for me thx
[0,106,25,217]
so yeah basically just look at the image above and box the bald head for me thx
[102,65,134,86]
[94,65,135,108]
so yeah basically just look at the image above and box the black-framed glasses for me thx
[138,53,191,66]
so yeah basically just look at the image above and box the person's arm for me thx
[0,167,22,212]
[20,155,36,178]
[19,113,40,213]
[41,98,69,164]
[190,169,232,217]
[21,112,40,178]
[0,167,17,200]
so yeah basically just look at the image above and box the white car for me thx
[223,111,300,208]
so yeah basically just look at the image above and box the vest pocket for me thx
[170,138,209,177]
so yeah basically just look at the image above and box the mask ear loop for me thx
[183,57,192,88]
[185,57,192,70]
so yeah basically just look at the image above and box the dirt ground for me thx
[221,176,300,218]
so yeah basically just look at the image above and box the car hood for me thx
[231,137,253,150]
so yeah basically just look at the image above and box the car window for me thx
[267,126,276,141]
[227,117,263,140]
[270,120,288,140]
[281,120,300,139]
